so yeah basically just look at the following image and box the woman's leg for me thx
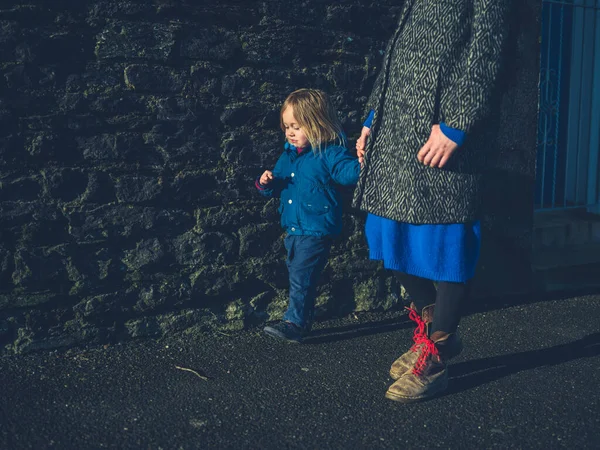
[430,281,470,335]
[392,271,436,312]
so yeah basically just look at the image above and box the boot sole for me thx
[263,327,303,343]
[384,379,449,403]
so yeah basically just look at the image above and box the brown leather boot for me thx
[389,304,464,380]
[385,331,456,403]
[388,303,434,380]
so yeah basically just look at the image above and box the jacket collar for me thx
[284,142,311,155]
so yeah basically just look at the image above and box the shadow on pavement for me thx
[445,332,600,396]
[304,315,414,344]
[466,285,600,316]
[304,287,600,346]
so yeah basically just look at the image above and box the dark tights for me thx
[393,271,470,334]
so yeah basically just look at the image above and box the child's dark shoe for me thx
[264,321,307,343]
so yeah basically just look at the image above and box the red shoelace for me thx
[405,306,439,376]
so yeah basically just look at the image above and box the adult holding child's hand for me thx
[356,126,370,167]
[352,0,512,402]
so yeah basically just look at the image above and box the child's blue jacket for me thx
[256,142,360,236]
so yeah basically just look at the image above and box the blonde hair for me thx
[280,89,345,153]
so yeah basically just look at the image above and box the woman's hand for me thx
[260,170,274,185]
[417,125,458,168]
[356,126,371,167]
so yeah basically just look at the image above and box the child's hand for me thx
[356,126,370,167]
[260,170,274,185]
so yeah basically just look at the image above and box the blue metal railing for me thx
[536,0,600,213]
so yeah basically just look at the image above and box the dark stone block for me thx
[240,31,293,64]
[0,292,58,311]
[73,293,124,319]
[95,22,175,61]
[134,284,170,313]
[59,93,88,113]
[78,133,116,160]
[65,205,158,242]
[0,21,18,57]
[122,237,164,271]
[259,2,325,25]
[66,115,104,132]
[170,170,217,205]
[145,96,208,123]
[125,317,161,338]
[76,62,125,95]
[0,246,12,284]
[190,265,241,298]
[124,64,188,93]
[17,213,71,249]
[12,246,68,290]
[238,223,282,258]
[0,176,42,202]
[195,205,259,232]
[80,171,116,204]
[31,33,89,65]
[220,104,252,127]
[87,94,148,116]
[142,123,210,166]
[113,175,163,203]
[44,168,89,202]
[172,231,237,266]
[87,2,155,23]
[4,64,32,89]
[180,28,240,61]
[0,201,42,226]
[0,135,20,164]
[221,74,242,97]
[79,132,146,162]
[170,231,204,266]
[220,131,262,168]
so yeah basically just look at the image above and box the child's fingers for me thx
[356,137,365,151]
[260,171,273,184]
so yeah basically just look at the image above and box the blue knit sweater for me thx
[362,110,480,282]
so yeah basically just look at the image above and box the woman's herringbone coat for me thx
[353,0,512,224]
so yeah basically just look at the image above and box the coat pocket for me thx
[303,202,331,215]
[300,200,338,234]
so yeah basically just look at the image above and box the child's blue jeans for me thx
[283,235,333,330]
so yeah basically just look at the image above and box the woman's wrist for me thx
[440,122,466,146]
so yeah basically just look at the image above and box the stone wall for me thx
[0,0,540,354]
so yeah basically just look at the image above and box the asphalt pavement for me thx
[1,293,599,449]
